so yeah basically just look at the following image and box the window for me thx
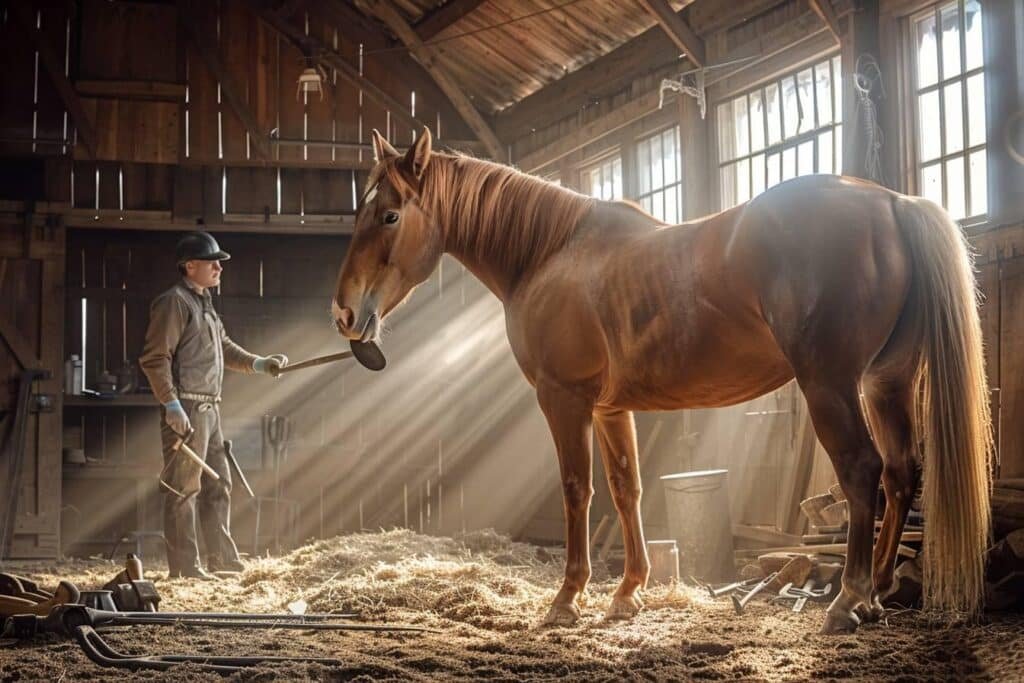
[913,0,986,221]
[581,155,622,200]
[637,127,683,223]
[717,56,842,209]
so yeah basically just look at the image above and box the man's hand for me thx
[164,399,191,435]
[253,354,289,377]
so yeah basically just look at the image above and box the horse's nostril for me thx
[337,306,354,330]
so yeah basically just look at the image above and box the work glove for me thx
[164,399,191,435]
[253,353,289,376]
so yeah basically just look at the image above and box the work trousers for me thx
[160,400,240,574]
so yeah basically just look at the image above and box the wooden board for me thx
[999,257,1024,478]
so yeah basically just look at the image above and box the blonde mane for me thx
[385,153,596,276]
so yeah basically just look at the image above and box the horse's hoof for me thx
[820,608,860,635]
[543,602,581,626]
[605,595,643,620]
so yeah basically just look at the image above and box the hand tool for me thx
[0,580,79,617]
[72,625,345,673]
[731,571,779,614]
[270,340,386,376]
[704,576,763,598]
[159,426,219,499]
[774,579,833,612]
[0,573,52,601]
[223,439,255,498]
[3,604,440,638]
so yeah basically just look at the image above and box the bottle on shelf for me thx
[64,354,83,395]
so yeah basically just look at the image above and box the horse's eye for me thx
[383,211,400,225]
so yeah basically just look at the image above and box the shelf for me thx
[63,464,159,480]
[64,394,158,407]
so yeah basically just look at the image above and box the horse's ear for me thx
[371,129,399,162]
[402,127,432,179]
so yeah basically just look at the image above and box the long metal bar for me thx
[115,610,358,621]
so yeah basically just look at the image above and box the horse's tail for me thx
[894,195,993,615]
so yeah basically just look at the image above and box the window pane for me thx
[921,162,942,205]
[664,129,678,185]
[751,153,765,196]
[782,147,796,181]
[736,158,750,204]
[818,130,834,174]
[717,103,735,161]
[765,83,782,146]
[750,91,766,152]
[652,134,664,189]
[941,4,962,79]
[797,68,814,133]
[835,123,843,173]
[967,73,986,147]
[642,196,651,214]
[945,155,965,219]
[964,1,983,71]
[782,76,801,139]
[832,56,842,122]
[665,186,679,224]
[720,163,737,208]
[767,152,781,188]
[638,140,650,195]
[815,61,833,125]
[733,96,750,157]
[917,11,939,88]
[919,90,941,161]
[612,158,622,199]
[969,149,987,216]
[588,170,600,197]
[943,82,964,154]
[796,140,813,175]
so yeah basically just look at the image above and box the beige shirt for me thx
[139,279,259,404]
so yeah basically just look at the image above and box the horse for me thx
[331,127,992,634]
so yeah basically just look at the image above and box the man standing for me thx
[140,231,288,579]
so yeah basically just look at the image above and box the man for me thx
[140,231,288,579]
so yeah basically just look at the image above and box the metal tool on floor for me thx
[2,604,439,638]
[773,579,833,612]
[159,426,219,499]
[701,576,764,599]
[731,571,779,614]
[102,553,160,612]
[72,625,345,673]
[0,573,53,602]
[0,580,80,617]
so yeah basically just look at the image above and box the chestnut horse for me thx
[332,128,992,633]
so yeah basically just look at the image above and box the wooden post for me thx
[983,0,1024,225]
[841,0,885,184]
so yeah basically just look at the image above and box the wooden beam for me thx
[0,313,43,370]
[76,80,187,101]
[9,4,97,158]
[363,0,504,160]
[254,5,436,137]
[808,0,842,45]
[414,0,486,41]
[495,0,783,144]
[516,89,666,173]
[181,4,272,160]
[638,0,705,67]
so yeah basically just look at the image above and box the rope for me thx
[853,53,886,184]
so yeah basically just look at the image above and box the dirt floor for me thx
[1,529,1023,681]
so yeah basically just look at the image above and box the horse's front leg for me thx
[594,408,649,619]
[537,381,595,626]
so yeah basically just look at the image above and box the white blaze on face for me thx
[331,299,344,322]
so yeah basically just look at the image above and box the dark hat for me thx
[175,231,231,265]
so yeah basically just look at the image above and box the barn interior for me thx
[0,0,1023,679]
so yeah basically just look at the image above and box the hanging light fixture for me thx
[296,57,327,102]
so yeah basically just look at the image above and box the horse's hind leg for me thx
[863,374,919,613]
[798,377,883,634]
[594,408,649,619]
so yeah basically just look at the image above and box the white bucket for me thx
[660,469,735,581]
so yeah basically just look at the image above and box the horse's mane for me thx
[384,153,596,275]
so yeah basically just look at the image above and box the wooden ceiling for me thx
[351,0,696,115]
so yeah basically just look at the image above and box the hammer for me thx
[160,428,219,499]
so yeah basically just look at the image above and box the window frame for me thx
[908,0,987,224]
[714,53,843,210]
[579,151,624,201]
[635,124,683,224]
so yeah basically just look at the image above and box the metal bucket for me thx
[660,469,735,581]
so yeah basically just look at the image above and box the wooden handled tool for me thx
[270,340,386,376]
[0,580,79,617]
[270,350,353,377]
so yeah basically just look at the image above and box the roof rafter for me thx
[414,0,486,41]
[363,0,504,159]
[807,0,843,44]
[637,0,705,67]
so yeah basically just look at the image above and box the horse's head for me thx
[332,127,441,342]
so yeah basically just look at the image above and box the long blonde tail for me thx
[894,195,993,614]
